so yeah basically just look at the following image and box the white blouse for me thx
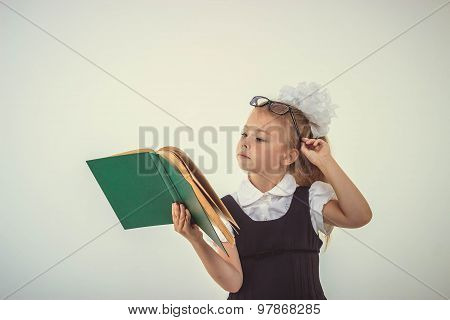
[203,173,337,247]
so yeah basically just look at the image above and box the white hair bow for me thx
[277,81,339,138]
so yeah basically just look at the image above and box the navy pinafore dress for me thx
[220,185,327,300]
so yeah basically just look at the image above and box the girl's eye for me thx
[240,132,265,142]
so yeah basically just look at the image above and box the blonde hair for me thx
[261,105,334,251]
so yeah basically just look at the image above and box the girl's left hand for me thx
[300,137,332,168]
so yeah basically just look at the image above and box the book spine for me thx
[154,154,183,203]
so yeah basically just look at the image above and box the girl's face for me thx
[236,108,299,176]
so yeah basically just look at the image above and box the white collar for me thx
[236,172,298,206]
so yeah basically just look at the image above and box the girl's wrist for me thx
[317,155,336,173]
[189,236,206,247]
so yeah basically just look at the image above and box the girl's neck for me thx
[247,171,286,193]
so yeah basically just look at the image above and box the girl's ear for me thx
[282,147,300,166]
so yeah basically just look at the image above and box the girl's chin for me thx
[237,160,259,172]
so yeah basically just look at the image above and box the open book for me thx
[86,146,240,256]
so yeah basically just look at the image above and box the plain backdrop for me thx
[1,0,449,299]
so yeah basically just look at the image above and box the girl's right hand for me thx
[172,202,204,244]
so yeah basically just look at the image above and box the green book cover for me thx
[86,151,230,257]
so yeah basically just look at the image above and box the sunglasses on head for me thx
[249,96,304,146]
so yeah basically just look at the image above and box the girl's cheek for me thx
[267,147,281,163]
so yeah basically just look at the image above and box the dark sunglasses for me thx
[249,96,303,146]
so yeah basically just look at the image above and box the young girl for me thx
[172,81,372,300]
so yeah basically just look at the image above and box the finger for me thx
[173,203,181,230]
[179,204,186,227]
[171,204,175,225]
[313,139,320,147]
[173,203,180,220]
[179,204,185,219]
[185,209,191,224]
[302,140,313,151]
[182,209,191,231]
[300,141,309,152]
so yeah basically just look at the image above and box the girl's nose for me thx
[241,136,251,149]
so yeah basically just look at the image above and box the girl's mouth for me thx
[238,153,250,159]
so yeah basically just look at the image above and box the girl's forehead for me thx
[245,109,287,134]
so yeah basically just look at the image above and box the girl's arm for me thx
[190,238,243,293]
[172,203,243,293]
[319,155,373,228]
[300,138,372,228]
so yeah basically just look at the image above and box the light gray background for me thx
[1,0,449,299]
